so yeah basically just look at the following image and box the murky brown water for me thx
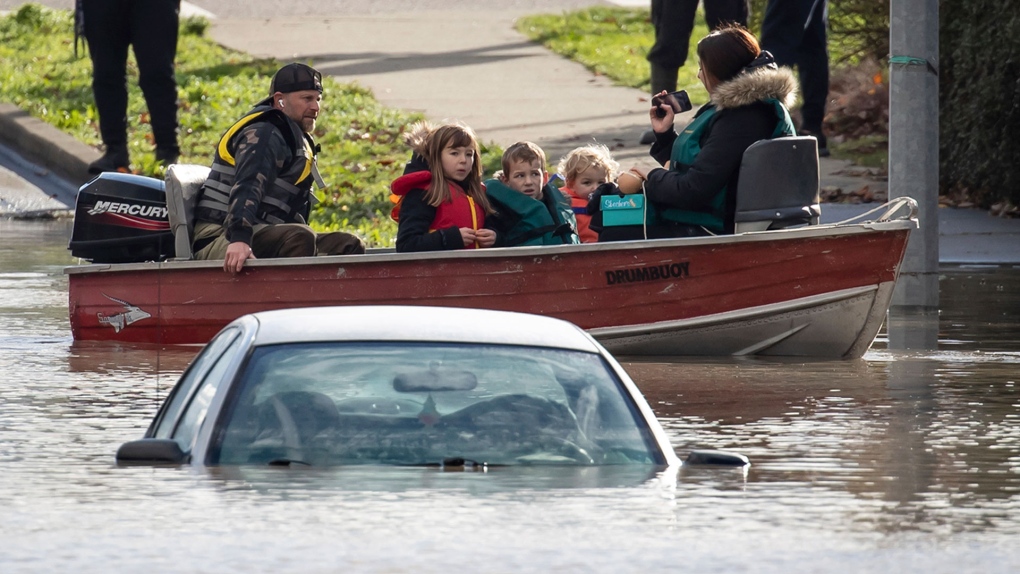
[2,218,1018,573]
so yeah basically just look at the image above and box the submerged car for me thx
[117,306,680,468]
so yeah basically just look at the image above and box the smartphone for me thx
[653,90,693,118]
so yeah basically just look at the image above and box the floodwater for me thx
[1,218,1018,573]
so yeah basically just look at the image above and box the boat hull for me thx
[66,221,913,358]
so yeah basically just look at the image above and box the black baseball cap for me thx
[258,63,323,105]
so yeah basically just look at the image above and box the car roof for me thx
[247,306,603,352]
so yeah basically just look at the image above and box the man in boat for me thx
[190,63,365,273]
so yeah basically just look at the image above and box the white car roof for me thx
[248,306,602,352]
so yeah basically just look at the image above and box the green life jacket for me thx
[652,98,795,232]
[484,179,579,246]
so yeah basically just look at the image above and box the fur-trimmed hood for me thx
[712,66,798,110]
[403,120,433,156]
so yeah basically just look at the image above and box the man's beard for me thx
[302,117,316,133]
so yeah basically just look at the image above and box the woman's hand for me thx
[649,90,675,134]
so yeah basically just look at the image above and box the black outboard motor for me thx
[68,172,175,263]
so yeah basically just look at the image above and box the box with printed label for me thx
[601,195,645,226]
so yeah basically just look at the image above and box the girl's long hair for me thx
[421,123,493,214]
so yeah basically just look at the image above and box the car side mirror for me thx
[116,438,189,465]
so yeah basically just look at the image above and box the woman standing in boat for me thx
[610,26,797,240]
[390,121,497,252]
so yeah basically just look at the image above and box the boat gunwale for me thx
[63,219,917,276]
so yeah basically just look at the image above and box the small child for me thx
[556,144,619,243]
[390,121,496,252]
[485,142,579,247]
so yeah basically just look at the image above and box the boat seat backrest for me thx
[734,136,821,233]
[164,163,211,260]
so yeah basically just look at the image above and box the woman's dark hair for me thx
[696,25,761,84]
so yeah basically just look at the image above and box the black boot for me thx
[88,145,130,174]
[641,64,679,144]
[155,145,180,167]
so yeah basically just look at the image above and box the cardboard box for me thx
[601,195,645,226]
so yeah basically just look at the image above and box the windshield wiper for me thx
[403,457,500,469]
[267,458,311,467]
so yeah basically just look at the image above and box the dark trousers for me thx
[251,225,366,258]
[82,0,180,148]
[647,0,750,90]
[759,0,829,132]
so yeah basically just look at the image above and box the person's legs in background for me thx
[641,0,698,144]
[84,0,131,173]
[642,1,749,145]
[130,0,181,166]
[760,0,830,156]
[703,0,749,30]
[647,0,698,94]
[796,0,830,156]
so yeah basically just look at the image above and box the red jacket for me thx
[390,170,484,251]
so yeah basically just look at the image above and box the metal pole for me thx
[887,0,939,348]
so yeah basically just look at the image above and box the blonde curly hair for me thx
[556,143,619,184]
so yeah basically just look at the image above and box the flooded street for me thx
[1,218,1019,572]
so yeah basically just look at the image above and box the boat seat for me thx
[164,163,211,260]
[734,136,821,233]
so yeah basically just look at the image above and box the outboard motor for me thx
[68,172,174,263]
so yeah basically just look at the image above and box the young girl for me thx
[390,121,496,252]
[556,143,619,243]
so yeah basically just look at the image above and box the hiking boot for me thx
[155,145,180,167]
[87,145,130,174]
[798,129,830,158]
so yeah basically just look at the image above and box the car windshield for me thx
[212,342,661,467]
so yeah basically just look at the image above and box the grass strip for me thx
[515,7,711,106]
[0,4,445,245]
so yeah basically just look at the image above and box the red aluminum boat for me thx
[66,210,915,358]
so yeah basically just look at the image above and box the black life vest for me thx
[195,106,317,225]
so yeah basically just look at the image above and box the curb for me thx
[0,102,98,187]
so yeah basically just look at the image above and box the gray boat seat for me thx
[164,163,211,260]
[734,136,821,233]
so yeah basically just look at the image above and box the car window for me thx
[170,329,247,451]
[152,327,242,440]
[213,342,659,467]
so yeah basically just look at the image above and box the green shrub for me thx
[940,1,1020,206]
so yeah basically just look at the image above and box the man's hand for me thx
[224,241,256,273]
[475,228,496,248]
